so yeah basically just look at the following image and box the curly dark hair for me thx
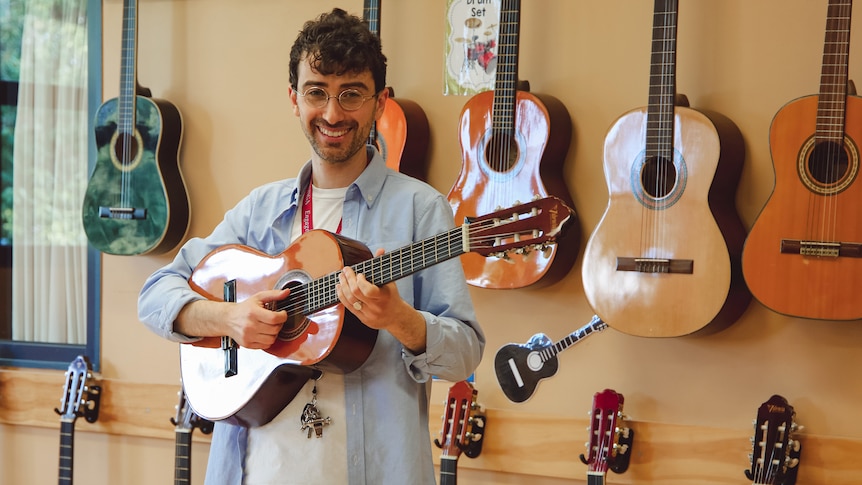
[289,8,387,94]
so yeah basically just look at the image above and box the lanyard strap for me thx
[301,184,342,234]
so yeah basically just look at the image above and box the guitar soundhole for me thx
[114,132,139,166]
[484,132,520,173]
[276,274,312,341]
[808,141,849,185]
[640,155,677,198]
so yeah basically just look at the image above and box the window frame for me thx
[0,0,102,372]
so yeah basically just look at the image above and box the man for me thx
[137,8,484,485]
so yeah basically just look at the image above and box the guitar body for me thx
[180,231,377,425]
[376,94,430,181]
[582,106,749,337]
[83,95,189,255]
[494,334,558,403]
[448,90,578,289]
[743,95,862,320]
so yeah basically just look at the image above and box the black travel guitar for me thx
[171,387,213,485]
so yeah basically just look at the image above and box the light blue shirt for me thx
[138,147,485,485]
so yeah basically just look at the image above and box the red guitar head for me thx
[465,196,575,259]
[579,389,633,477]
[434,380,480,459]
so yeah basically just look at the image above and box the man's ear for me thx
[289,87,300,116]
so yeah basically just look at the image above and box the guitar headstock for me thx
[745,394,802,485]
[54,355,101,424]
[172,387,214,435]
[434,380,485,459]
[465,196,575,259]
[579,388,633,476]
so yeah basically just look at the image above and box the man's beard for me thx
[306,117,372,165]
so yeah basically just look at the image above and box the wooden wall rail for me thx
[1,368,859,483]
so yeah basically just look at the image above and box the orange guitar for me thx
[742,0,862,320]
[180,197,575,427]
[363,0,430,181]
[446,0,579,289]
[581,0,750,337]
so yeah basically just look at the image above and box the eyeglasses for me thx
[297,87,378,111]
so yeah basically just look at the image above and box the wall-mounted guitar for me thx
[742,0,862,320]
[494,315,607,403]
[745,394,802,485]
[579,389,633,485]
[82,0,189,256]
[55,355,101,485]
[180,197,575,427]
[363,0,430,181]
[581,0,750,337]
[434,380,485,485]
[171,386,213,485]
[446,0,579,289]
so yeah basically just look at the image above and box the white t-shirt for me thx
[245,185,349,485]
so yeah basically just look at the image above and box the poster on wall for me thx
[443,0,501,96]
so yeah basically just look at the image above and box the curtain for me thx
[12,0,88,343]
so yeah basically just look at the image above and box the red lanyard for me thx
[301,184,342,234]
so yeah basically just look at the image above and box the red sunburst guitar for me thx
[434,380,486,485]
[446,0,579,289]
[742,0,862,320]
[363,0,430,181]
[581,0,750,337]
[180,197,574,427]
[579,389,633,485]
[745,395,802,485]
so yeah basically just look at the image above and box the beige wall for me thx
[5,0,862,483]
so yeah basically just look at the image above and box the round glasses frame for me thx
[297,87,379,111]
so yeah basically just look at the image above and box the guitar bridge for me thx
[616,257,694,274]
[780,239,862,258]
[98,206,147,220]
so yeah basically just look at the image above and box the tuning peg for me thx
[788,457,800,468]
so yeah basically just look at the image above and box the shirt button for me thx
[366,195,373,203]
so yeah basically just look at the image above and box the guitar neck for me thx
[586,473,605,485]
[58,420,76,484]
[119,0,139,134]
[817,0,852,141]
[439,455,459,485]
[277,226,465,315]
[645,0,679,160]
[174,430,192,485]
[492,0,521,133]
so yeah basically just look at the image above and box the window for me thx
[0,0,100,371]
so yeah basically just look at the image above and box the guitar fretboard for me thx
[645,0,679,162]
[174,430,192,484]
[118,0,138,136]
[58,420,75,484]
[816,0,853,142]
[491,0,521,135]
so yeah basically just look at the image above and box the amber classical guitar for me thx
[742,0,862,320]
[55,356,101,485]
[434,380,485,485]
[363,0,430,181]
[578,389,633,485]
[82,0,189,256]
[180,197,574,427]
[581,0,750,337]
[446,0,578,289]
[172,387,213,485]
[494,314,607,403]
[745,395,802,485]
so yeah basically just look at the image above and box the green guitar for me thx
[82,0,188,256]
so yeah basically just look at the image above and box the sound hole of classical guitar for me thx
[484,132,521,173]
[640,155,677,198]
[113,132,140,166]
[807,140,850,186]
[276,278,311,341]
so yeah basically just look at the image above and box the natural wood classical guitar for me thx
[745,395,802,485]
[446,0,579,289]
[180,197,574,427]
[434,380,485,485]
[171,387,213,485]
[494,315,607,403]
[82,0,189,255]
[581,0,750,337]
[363,0,430,181]
[742,0,862,320]
[55,356,101,485]
[578,389,633,485]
